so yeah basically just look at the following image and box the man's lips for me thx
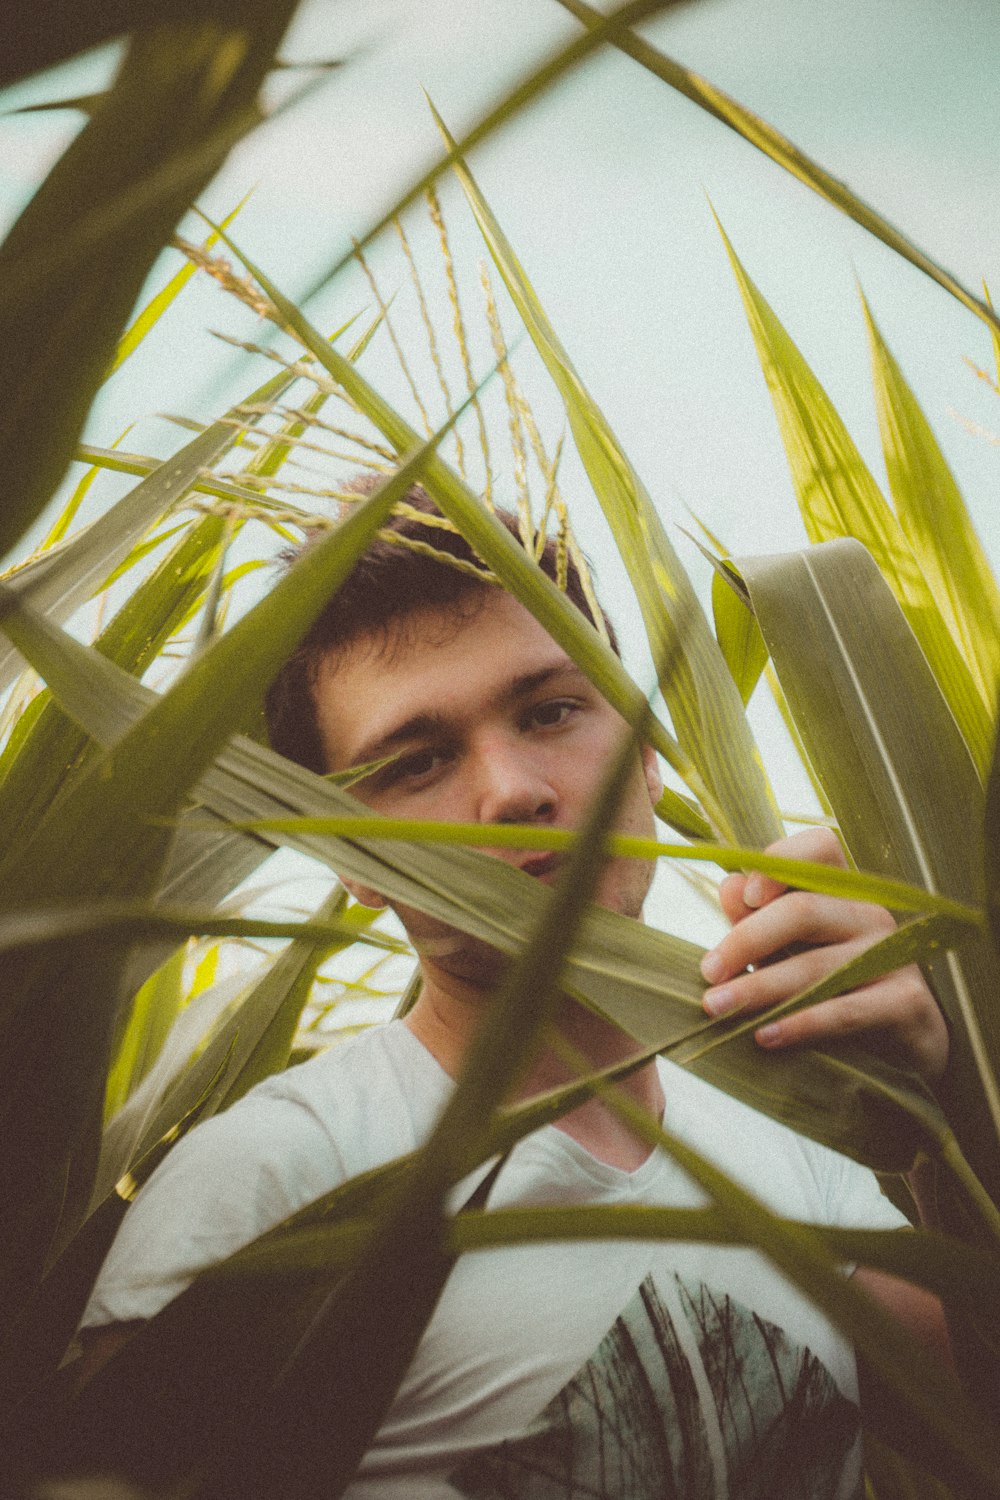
[518,852,562,880]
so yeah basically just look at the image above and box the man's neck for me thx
[404,966,665,1174]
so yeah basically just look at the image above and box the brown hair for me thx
[264,478,617,772]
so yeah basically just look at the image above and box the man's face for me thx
[313,590,662,976]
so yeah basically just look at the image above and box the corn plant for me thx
[2,5,1000,1498]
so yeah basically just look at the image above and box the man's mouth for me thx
[519,852,562,881]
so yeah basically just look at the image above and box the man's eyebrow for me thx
[346,662,588,767]
[508,662,588,698]
[350,713,449,769]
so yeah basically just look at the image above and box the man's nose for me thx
[474,737,557,826]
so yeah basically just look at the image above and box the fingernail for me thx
[756,1023,781,1046]
[744,876,765,907]
[700,950,725,983]
[703,985,736,1016]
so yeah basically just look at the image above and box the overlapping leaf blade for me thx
[0,362,300,697]
[739,538,1000,1205]
[0,3,299,563]
[0,453,439,1314]
[719,222,994,780]
[862,290,1000,717]
[435,109,780,849]
[90,887,372,1214]
[0,512,227,847]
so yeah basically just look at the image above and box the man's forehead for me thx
[313,593,583,766]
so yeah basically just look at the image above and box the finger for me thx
[701,891,894,986]
[735,827,848,912]
[719,872,752,924]
[761,826,848,868]
[703,937,869,1017]
[752,969,949,1082]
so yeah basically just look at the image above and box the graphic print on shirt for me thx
[449,1273,859,1500]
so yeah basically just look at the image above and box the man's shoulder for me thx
[79,1023,452,1330]
[207,1019,451,1164]
[128,1020,451,1228]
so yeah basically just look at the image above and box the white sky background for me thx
[2,0,999,997]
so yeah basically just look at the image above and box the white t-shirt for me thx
[83,1021,907,1500]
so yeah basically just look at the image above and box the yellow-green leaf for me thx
[435,104,780,850]
[720,219,993,778]
[862,288,1000,717]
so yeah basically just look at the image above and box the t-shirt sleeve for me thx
[818,1146,910,1233]
[798,1137,911,1282]
[79,1087,346,1330]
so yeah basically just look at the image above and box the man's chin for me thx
[411,931,510,989]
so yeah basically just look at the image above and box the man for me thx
[79,487,951,1498]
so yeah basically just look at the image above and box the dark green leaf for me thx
[0,4,297,561]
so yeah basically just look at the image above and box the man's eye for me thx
[528,699,576,730]
[392,748,447,783]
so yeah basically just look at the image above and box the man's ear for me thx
[641,744,663,808]
[341,876,389,910]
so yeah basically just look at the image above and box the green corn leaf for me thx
[765,661,837,819]
[739,538,1000,1206]
[199,214,711,842]
[101,520,196,587]
[719,221,994,779]
[705,551,769,705]
[0,2,203,89]
[0,362,301,698]
[0,5,299,564]
[103,945,188,1123]
[108,191,254,377]
[432,104,780,849]
[90,887,377,1213]
[0,449,443,1310]
[554,0,1000,347]
[70,445,305,508]
[91,971,274,1216]
[216,1199,1000,1334]
[862,288,1000,716]
[37,426,134,552]
[218,813,983,924]
[0,902,403,961]
[206,884,352,1114]
[7,91,108,117]
[0,512,227,851]
[0,1037,237,1410]
[984,729,1000,966]
[984,283,1000,387]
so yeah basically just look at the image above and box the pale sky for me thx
[2,0,999,966]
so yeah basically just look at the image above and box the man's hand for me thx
[699,827,949,1084]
